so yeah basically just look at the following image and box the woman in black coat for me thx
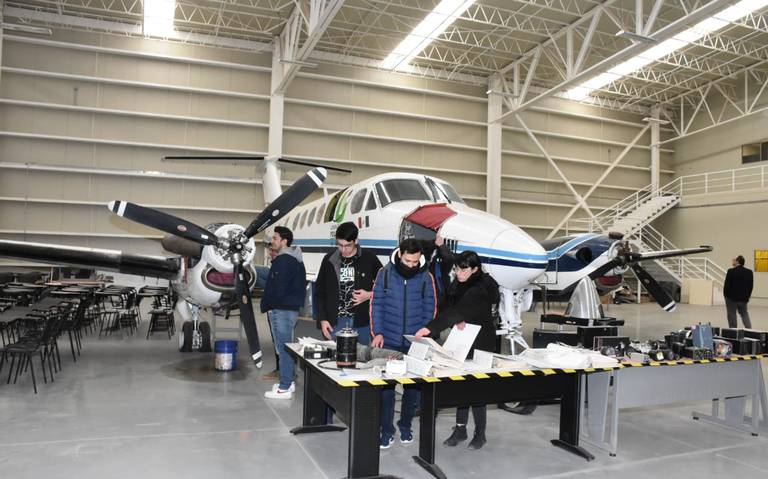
[415,250,500,450]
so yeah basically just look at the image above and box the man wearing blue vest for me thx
[370,238,436,448]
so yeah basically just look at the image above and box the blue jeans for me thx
[381,386,420,438]
[332,315,371,346]
[269,309,299,390]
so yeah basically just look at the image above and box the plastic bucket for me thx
[214,340,238,371]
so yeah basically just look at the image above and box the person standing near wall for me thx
[316,222,382,345]
[724,255,753,328]
[370,238,436,448]
[261,227,306,400]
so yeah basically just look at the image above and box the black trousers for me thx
[726,298,752,328]
[456,404,486,433]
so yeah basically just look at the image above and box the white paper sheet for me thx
[442,323,481,362]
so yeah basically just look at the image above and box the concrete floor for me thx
[1,302,767,479]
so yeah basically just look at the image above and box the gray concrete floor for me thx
[1,302,767,478]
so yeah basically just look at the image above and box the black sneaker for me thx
[443,425,467,446]
[468,431,486,450]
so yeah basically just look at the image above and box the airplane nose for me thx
[488,228,548,287]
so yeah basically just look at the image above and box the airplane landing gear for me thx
[178,301,211,353]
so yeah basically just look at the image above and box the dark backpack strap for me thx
[383,267,389,292]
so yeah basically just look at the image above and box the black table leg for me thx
[348,386,399,479]
[413,383,447,479]
[290,364,346,435]
[551,373,594,461]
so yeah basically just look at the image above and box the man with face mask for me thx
[370,238,436,449]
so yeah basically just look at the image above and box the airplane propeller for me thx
[589,240,713,312]
[108,167,328,366]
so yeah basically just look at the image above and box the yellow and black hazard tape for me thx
[331,354,766,387]
[582,353,766,375]
[333,367,579,388]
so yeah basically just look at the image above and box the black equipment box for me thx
[683,346,714,360]
[540,314,625,327]
[594,336,630,356]
[722,328,745,340]
[303,345,333,360]
[671,342,686,356]
[717,336,761,355]
[533,329,578,348]
[577,326,619,349]
[742,329,768,351]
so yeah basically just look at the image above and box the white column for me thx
[486,74,502,216]
[651,105,661,193]
[264,37,285,204]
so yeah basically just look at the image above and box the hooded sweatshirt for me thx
[260,245,307,313]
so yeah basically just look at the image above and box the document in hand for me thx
[404,324,480,364]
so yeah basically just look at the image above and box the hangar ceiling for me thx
[5,0,768,133]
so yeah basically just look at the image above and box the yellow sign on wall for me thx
[756,250,768,273]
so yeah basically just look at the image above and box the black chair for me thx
[0,313,61,393]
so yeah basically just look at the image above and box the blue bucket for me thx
[214,340,238,371]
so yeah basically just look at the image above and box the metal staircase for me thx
[563,163,768,291]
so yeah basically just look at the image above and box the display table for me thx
[580,355,768,456]
[286,344,593,479]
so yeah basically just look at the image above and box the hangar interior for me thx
[1,0,768,478]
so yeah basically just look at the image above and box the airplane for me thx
[0,163,711,360]
[0,166,330,368]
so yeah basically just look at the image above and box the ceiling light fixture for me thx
[381,0,476,71]
[565,0,768,101]
[144,0,175,38]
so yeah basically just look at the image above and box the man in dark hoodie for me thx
[370,238,436,449]
[261,226,306,400]
[316,222,382,345]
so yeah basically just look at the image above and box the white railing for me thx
[565,163,768,235]
[631,224,726,287]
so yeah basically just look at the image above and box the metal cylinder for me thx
[336,328,358,368]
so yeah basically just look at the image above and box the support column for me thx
[650,105,661,193]
[486,74,503,216]
[264,37,285,204]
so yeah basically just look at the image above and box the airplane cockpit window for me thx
[375,179,430,207]
[365,191,377,211]
[438,182,465,204]
[308,206,317,226]
[349,189,367,214]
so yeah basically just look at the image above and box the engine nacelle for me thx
[201,224,257,273]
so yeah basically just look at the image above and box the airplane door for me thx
[399,203,457,245]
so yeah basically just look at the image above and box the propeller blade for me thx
[631,263,676,312]
[278,157,352,174]
[234,262,263,367]
[630,245,713,262]
[108,201,218,246]
[588,258,623,280]
[243,167,327,238]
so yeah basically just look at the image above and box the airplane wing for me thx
[0,239,180,279]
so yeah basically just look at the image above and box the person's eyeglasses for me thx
[336,242,356,250]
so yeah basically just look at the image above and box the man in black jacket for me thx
[261,227,306,400]
[316,222,382,345]
[724,255,754,328]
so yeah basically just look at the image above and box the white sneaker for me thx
[271,382,296,393]
[264,388,293,400]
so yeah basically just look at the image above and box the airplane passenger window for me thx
[299,210,308,229]
[349,189,367,214]
[308,206,317,226]
[316,203,326,224]
[291,214,299,231]
[324,189,347,223]
[376,179,430,207]
[365,191,377,211]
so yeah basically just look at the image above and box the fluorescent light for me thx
[144,0,175,37]
[565,0,768,101]
[381,0,476,71]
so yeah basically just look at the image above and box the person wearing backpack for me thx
[370,238,436,449]
[415,250,500,450]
